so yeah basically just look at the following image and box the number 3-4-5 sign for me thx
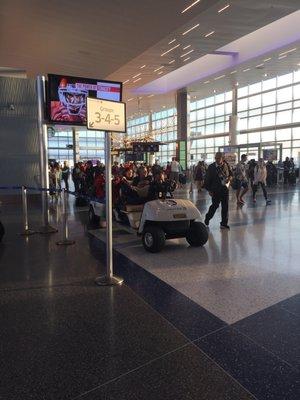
[87,97,126,132]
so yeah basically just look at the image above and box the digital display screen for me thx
[47,74,122,125]
[132,142,160,153]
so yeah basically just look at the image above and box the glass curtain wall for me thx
[127,107,177,165]
[189,69,300,165]
[189,91,232,163]
[48,129,73,164]
[48,129,105,165]
[237,70,300,161]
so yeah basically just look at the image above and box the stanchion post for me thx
[19,186,35,236]
[36,75,57,234]
[56,189,75,246]
[95,131,123,286]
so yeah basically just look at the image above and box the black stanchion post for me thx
[19,186,35,236]
[56,189,75,246]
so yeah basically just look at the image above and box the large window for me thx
[237,70,300,162]
[48,129,73,164]
[48,129,105,165]
[126,108,177,165]
[189,92,232,163]
[190,91,232,137]
[78,130,105,161]
[238,71,300,131]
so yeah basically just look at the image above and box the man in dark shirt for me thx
[204,152,232,230]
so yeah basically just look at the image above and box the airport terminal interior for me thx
[0,1,300,399]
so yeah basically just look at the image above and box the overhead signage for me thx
[132,142,160,153]
[86,97,126,132]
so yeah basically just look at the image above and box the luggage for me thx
[179,174,187,185]
[75,195,88,207]
[288,171,296,185]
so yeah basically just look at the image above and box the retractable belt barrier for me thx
[0,185,105,242]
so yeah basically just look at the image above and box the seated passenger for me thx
[94,173,105,201]
[148,171,176,200]
[132,166,152,187]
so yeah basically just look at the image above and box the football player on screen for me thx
[51,78,88,122]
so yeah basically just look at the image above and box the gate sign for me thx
[87,97,126,132]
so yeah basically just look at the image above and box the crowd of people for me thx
[49,154,298,229]
[48,158,182,207]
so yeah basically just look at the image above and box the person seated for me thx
[148,171,176,200]
[94,173,105,201]
[132,166,152,187]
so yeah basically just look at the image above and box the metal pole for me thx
[95,131,123,286]
[56,189,75,246]
[36,75,57,234]
[19,186,35,236]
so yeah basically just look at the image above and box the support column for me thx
[229,86,238,147]
[176,89,190,170]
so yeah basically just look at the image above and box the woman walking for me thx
[252,159,271,205]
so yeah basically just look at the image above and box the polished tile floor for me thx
[0,187,299,399]
[91,187,300,323]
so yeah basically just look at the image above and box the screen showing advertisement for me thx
[47,74,122,125]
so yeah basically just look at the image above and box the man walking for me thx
[204,152,232,230]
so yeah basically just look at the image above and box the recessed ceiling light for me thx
[193,96,197,99]
[162,105,166,108]
[181,0,201,14]
[183,57,191,62]
[279,47,297,56]
[183,45,191,50]
[264,74,268,77]
[214,74,226,80]
[123,79,130,84]
[127,98,134,102]
[243,68,251,72]
[161,43,180,56]
[168,39,176,45]
[154,66,164,72]
[181,49,194,57]
[157,71,164,75]
[169,59,176,64]
[205,30,215,37]
[148,94,154,98]
[218,4,230,13]
[235,82,239,86]
[204,80,210,84]
[278,55,287,60]
[182,24,200,36]
[255,63,264,68]
[297,63,300,66]
[140,65,146,69]
[133,77,142,83]
[263,57,272,62]
[230,70,237,74]
[213,90,216,93]
[132,73,141,79]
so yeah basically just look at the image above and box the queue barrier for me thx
[0,185,103,243]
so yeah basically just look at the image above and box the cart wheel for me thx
[142,225,166,253]
[186,221,208,247]
[88,206,100,226]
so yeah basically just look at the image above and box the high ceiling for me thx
[0,0,300,119]
[0,0,217,78]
